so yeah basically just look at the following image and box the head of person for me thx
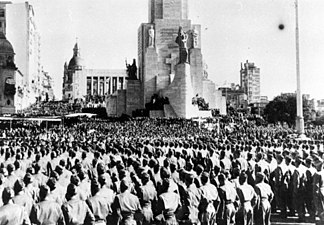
[65,183,77,201]
[13,179,25,195]
[70,175,81,186]
[34,163,41,174]
[276,154,284,164]
[153,164,160,173]
[256,153,263,162]
[256,172,265,184]
[120,179,130,193]
[47,177,57,191]
[149,159,157,169]
[285,156,292,166]
[161,178,170,193]
[185,173,194,187]
[118,169,127,181]
[97,162,105,176]
[98,174,107,187]
[160,167,171,180]
[2,187,14,205]
[91,179,100,197]
[314,159,323,172]
[218,173,226,186]
[163,158,170,168]
[23,173,33,186]
[233,150,240,159]
[141,172,150,185]
[170,161,177,173]
[7,163,14,175]
[39,184,50,201]
[196,164,204,176]
[294,156,302,167]
[232,167,240,179]
[201,172,209,185]
[239,171,248,185]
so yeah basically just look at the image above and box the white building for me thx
[240,60,260,104]
[63,42,128,103]
[6,1,42,108]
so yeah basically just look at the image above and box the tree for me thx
[264,94,312,127]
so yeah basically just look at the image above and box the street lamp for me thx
[295,0,305,136]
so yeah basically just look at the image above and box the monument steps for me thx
[164,104,177,118]
[149,110,165,118]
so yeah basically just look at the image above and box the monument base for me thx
[296,116,305,135]
[0,106,15,115]
[161,63,199,119]
[126,80,142,116]
[106,95,117,117]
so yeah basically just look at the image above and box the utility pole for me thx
[295,0,305,136]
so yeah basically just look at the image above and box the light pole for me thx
[295,0,305,136]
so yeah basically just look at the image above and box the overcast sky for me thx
[10,0,324,100]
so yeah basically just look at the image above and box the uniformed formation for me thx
[0,117,323,225]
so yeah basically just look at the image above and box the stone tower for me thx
[138,0,204,117]
[0,30,16,114]
[63,42,84,101]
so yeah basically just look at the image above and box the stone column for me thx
[97,76,100,95]
[90,76,93,95]
[104,77,107,95]
[110,76,113,94]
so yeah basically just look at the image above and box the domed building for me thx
[0,30,17,114]
[68,42,83,70]
[62,42,84,100]
[62,42,128,105]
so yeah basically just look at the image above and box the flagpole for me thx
[295,0,305,136]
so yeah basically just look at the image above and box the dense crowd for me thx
[17,101,82,117]
[0,117,324,225]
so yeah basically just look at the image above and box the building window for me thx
[0,10,5,17]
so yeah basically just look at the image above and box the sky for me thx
[9,0,324,101]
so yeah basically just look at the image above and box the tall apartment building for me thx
[240,60,260,104]
[6,2,42,108]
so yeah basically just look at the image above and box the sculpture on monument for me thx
[192,27,199,48]
[175,26,189,64]
[148,25,155,48]
[125,59,138,80]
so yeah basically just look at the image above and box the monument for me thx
[137,0,216,118]
[108,0,223,117]
[160,26,199,118]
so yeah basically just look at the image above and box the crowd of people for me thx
[0,116,324,224]
[17,101,82,117]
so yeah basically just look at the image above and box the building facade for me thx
[62,43,127,103]
[6,1,43,109]
[219,84,247,110]
[41,70,54,101]
[0,15,17,115]
[240,60,260,104]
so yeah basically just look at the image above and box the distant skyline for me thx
[9,0,324,101]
